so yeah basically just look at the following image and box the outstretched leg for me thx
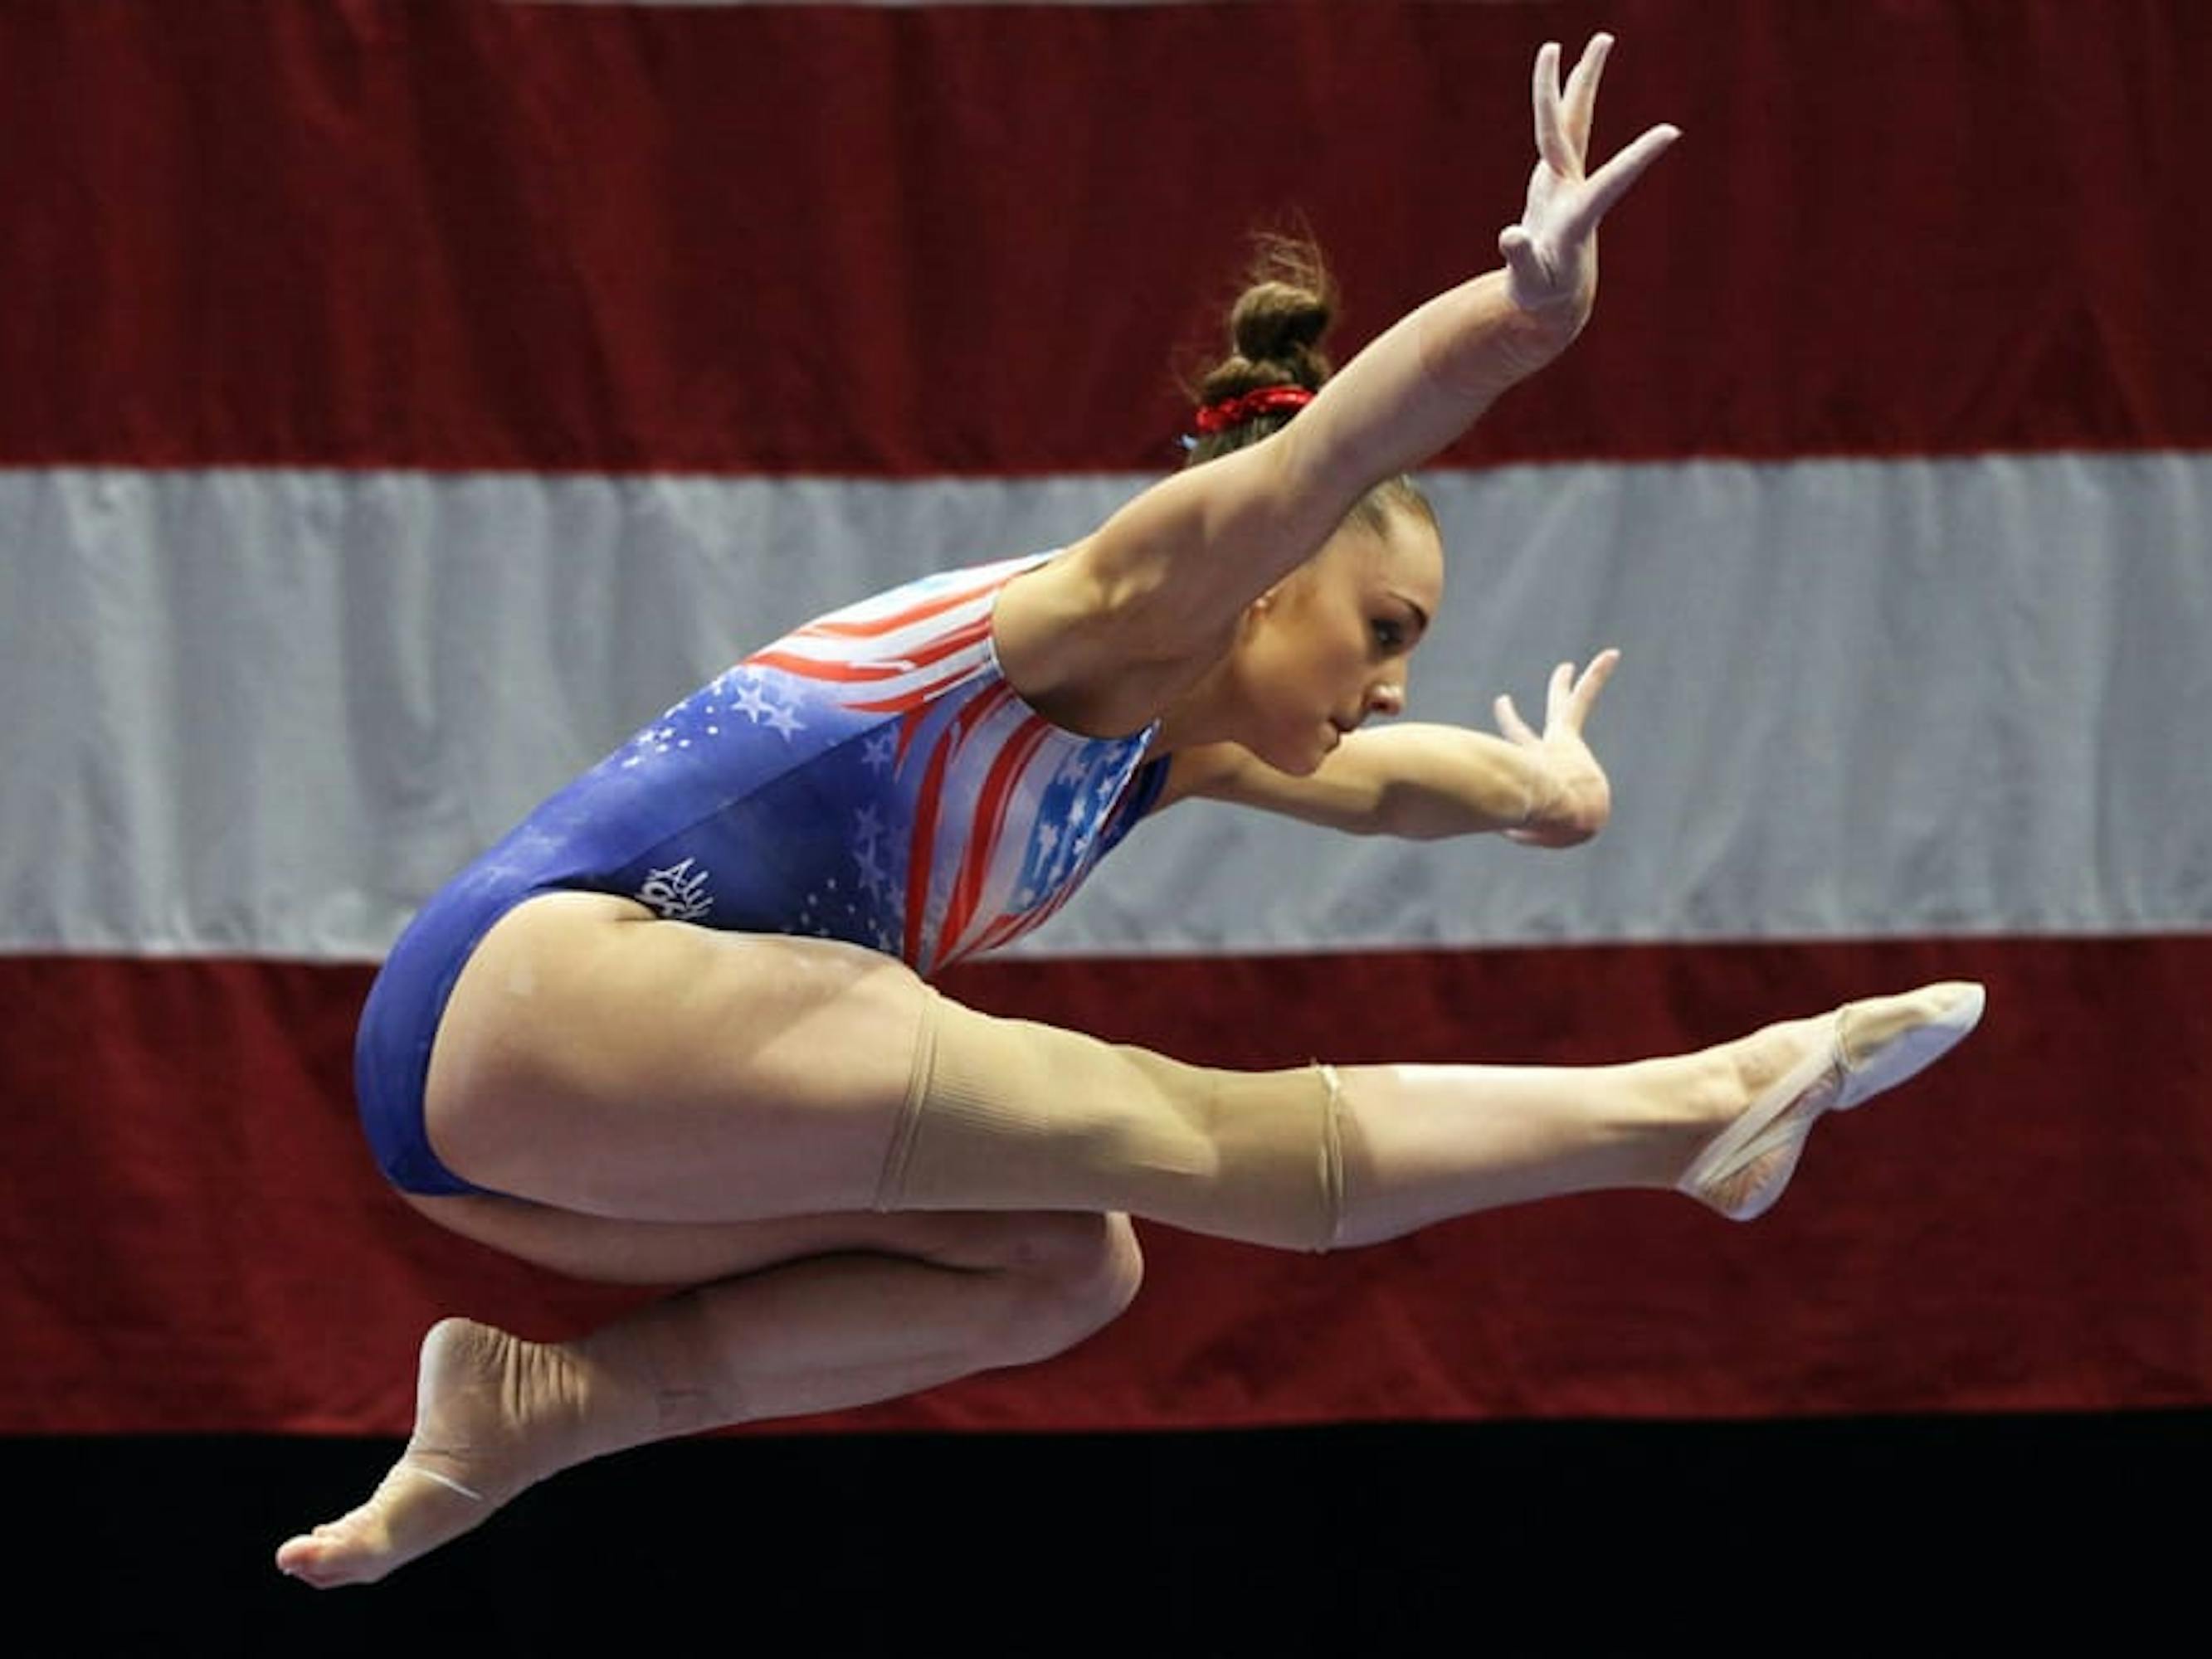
[425,895,1983,1243]
[276,1208,1141,1588]
[889,979,1985,1244]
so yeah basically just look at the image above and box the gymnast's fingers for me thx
[1546,660,1576,727]
[1566,649,1622,727]
[1494,692,1540,746]
[1496,223,1552,295]
[1563,123,1682,245]
[1560,33,1612,163]
[1531,41,1576,176]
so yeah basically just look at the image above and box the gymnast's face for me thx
[1235,504,1443,776]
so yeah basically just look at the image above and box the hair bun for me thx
[1193,236,1341,406]
[1230,280,1333,369]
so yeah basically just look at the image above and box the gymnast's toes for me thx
[275,1318,544,1588]
[275,1505,397,1587]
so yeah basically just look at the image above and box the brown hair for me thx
[1182,235,1434,538]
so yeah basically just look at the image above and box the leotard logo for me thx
[636,857,714,922]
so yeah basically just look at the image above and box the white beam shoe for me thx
[1678,981,1987,1222]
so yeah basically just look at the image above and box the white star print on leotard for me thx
[473,552,1167,976]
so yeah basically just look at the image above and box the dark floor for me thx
[15,1411,2203,1653]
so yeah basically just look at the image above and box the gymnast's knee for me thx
[992,1212,1145,1365]
[878,988,1347,1253]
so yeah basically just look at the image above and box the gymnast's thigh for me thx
[420,892,932,1224]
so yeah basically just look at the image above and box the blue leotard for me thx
[355,552,1167,1195]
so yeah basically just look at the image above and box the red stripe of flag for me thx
[2,2,2204,471]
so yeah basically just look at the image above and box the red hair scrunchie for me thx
[1191,384,1316,435]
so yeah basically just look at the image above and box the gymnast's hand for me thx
[1498,36,1680,327]
[1493,650,1619,848]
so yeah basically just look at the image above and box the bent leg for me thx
[277,1208,1143,1588]
[389,1188,1065,1287]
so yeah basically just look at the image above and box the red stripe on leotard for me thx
[937,709,1055,963]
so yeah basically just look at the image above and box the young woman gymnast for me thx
[279,36,1982,1587]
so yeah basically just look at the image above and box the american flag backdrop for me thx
[2,0,2207,1438]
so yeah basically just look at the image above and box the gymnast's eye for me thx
[1372,618,1406,653]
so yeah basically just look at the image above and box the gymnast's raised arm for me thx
[994,35,1678,734]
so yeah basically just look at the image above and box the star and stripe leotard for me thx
[354,551,1167,1195]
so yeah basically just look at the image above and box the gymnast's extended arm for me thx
[1001,36,1678,723]
[1159,650,1620,848]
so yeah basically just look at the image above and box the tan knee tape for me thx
[875,989,1347,1253]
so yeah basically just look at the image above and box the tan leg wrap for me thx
[874,989,1347,1253]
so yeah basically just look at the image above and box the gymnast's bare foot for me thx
[275,1317,587,1587]
[1679,981,1985,1221]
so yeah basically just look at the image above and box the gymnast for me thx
[278,36,1981,1587]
